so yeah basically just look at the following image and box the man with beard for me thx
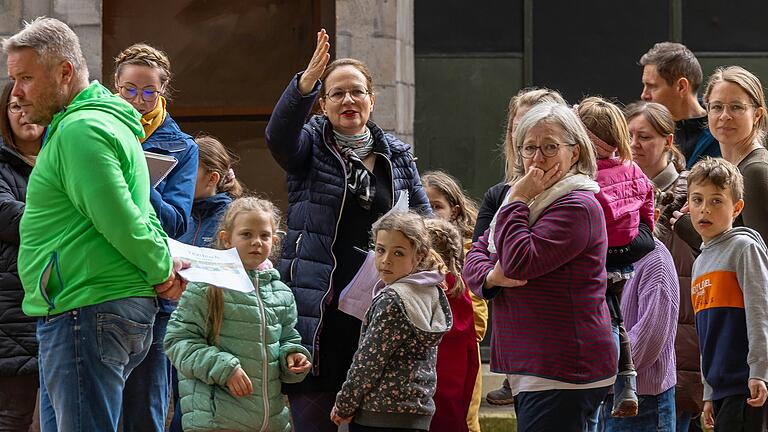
[4,17,185,432]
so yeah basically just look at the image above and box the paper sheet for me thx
[167,238,255,293]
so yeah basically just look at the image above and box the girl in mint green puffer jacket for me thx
[164,197,311,432]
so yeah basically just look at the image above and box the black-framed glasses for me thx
[118,85,162,102]
[517,142,576,159]
[7,103,22,114]
[706,102,755,116]
[323,88,371,103]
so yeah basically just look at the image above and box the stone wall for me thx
[0,0,102,81]
[336,0,415,145]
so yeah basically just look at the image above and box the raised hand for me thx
[298,29,331,96]
[226,366,253,397]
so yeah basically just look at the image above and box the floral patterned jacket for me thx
[335,270,452,429]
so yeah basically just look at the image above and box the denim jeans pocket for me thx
[97,312,153,366]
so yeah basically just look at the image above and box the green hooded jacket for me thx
[18,81,172,316]
[164,269,310,432]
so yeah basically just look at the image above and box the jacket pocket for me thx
[38,251,63,312]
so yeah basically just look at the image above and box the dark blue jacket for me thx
[178,193,232,247]
[0,137,37,377]
[143,113,198,239]
[265,74,430,361]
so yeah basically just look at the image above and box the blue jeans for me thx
[121,310,172,432]
[37,297,158,432]
[599,387,676,431]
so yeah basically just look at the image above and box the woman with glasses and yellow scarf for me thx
[113,43,198,432]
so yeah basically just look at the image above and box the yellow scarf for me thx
[140,96,167,143]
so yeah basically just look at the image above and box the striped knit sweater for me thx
[464,190,616,383]
[620,238,679,396]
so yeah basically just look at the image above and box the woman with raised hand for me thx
[265,29,430,431]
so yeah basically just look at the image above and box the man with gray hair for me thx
[640,42,721,169]
[4,17,184,432]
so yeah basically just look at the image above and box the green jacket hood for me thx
[48,81,144,142]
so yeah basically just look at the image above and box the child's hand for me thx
[330,405,352,426]
[702,401,714,429]
[286,352,311,373]
[485,261,527,289]
[748,378,768,407]
[226,366,253,397]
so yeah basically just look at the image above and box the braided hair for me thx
[424,218,465,297]
[114,43,172,95]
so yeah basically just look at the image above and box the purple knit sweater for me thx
[621,238,679,396]
[464,190,617,383]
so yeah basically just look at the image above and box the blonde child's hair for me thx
[577,96,633,163]
[421,171,478,239]
[206,196,282,345]
[371,212,446,274]
[424,218,465,297]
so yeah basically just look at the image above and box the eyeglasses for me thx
[117,85,162,102]
[518,142,576,159]
[706,102,755,116]
[7,103,22,114]
[323,88,371,103]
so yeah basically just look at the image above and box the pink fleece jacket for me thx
[595,158,655,247]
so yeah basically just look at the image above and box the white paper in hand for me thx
[167,238,255,293]
[338,250,379,321]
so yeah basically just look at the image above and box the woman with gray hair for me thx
[463,102,616,431]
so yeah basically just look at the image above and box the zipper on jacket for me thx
[191,214,203,245]
[312,125,348,373]
[253,275,270,432]
[289,233,303,282]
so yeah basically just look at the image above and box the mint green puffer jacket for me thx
[164,269,310,432]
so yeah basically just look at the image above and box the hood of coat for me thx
[702,226,767,251]
[382,270,452,346]
[46,81,143,146]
